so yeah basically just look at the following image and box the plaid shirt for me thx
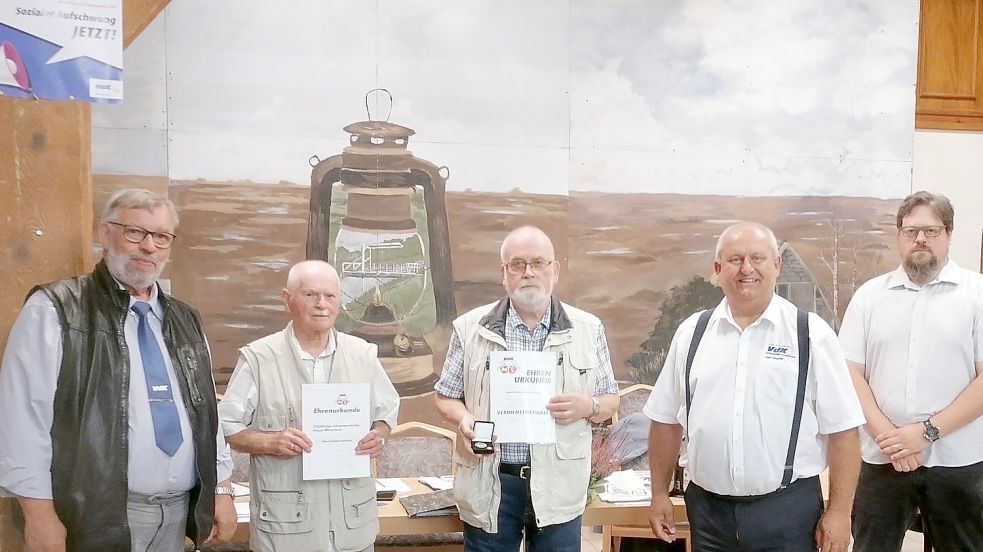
[435,301,618,464]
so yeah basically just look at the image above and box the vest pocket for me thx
[555,425,590,459]
[342,478,377,529]
[254,413,288,432]
[565,352,596,394]
[254,491,312,534]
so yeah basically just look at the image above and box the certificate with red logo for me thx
[302,383,370,480]
[490,351,557,444]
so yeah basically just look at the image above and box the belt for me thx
[697,475,819,503]
[499,463,531,480]
[127,490,189,505]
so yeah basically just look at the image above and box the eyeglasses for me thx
[504,258,554,274]
[106,222,176,248]
[899,225,945,239]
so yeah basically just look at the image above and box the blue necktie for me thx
[131,301,183,456]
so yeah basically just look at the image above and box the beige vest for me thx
[243,325,381,552]
[451,299,601,532]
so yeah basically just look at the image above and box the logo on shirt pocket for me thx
[765,344,795,361]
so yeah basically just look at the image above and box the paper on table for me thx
[376,478,412,493]
[490,351,557,443]
[418,476,453,491]
[599,470,652,503]
[302,383,371,480]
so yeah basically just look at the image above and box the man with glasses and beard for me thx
[434,225,619,552]
[840,191,983,551]
[0,189,236,551]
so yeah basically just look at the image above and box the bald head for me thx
[500,226,556,263]
[286,260,339,290]
[715,222,779,260]
[283,260,342,336]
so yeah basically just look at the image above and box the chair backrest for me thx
[374,421,457,478]
[614,383,654,422]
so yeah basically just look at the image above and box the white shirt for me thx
[0,288,233,499]
[644,295,865,496]
[218,326,400,437]
[839,260,983,467]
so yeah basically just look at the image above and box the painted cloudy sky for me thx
[93,0,918,198]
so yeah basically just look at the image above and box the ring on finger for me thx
[894,443,901,452]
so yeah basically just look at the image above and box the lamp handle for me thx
[366,88,393,122]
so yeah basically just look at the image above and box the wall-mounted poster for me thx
[0,0,122,102]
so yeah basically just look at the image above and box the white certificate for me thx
[302,383,371,480]
[490,351,557,444]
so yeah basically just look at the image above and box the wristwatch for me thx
[215,486,236,498]
[922,419,941,442]
[589,398,600,419]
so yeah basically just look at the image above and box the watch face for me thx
[923,421,940,442]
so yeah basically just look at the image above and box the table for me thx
[231,478,686,540]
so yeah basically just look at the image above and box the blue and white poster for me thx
[0,0,122,103]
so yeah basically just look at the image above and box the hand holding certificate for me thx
[490,350,557,443]
[302,382,371,480]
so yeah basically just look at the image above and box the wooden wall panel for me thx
[0,100,92,356]
[917,0,983,130]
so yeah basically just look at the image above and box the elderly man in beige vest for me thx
[434,226,620,552]
[219,260,399,552]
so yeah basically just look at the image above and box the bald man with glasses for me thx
[434,225,619,552]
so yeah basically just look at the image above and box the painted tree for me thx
[627,276,722,385]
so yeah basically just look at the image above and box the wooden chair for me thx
[373,421,457,477]
[602,384,692,552]
[375,422,463,552]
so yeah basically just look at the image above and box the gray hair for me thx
[715,222,779,260]
[100,188,179,227]
[500,225,555,263]
[285,260,338,290]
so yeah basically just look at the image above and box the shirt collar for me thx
[715,294,782,330]
[286,324,336,361]
[885,258,960,290]
[116,278,163,320]
[507,300,551,331]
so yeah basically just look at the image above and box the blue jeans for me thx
[463,471,582,552]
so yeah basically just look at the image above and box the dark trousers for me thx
[463,471,582,552]
[684,477,823,552]
[853,460,983,552]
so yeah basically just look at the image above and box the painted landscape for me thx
[92,176,901,424]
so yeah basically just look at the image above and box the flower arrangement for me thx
[588,425,628,502]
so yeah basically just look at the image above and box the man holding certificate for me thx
[435,226,620,552]
[218,260,399,552]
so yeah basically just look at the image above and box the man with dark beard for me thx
[434,226,619,552]
[840,191,983,551]
[0,189,236,551]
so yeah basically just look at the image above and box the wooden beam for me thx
[124,0,172,48]
[2,6,168,552]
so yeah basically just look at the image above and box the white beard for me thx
[105,247,165,291]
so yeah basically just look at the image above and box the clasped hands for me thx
[268,426,386,458]
[874,422,929,472]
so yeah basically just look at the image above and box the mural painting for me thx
[89,0,918,427]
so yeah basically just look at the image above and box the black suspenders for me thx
[684,308,811,489]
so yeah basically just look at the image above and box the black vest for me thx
[36,261,218,551]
